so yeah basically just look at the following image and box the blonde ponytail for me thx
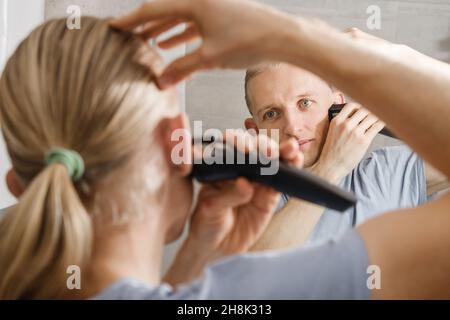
[0,163,92,299]
[0,17,167,299]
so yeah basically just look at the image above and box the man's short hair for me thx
[244,63,335,116]
[244,63,280,115]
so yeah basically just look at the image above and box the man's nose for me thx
[283,114,304,137]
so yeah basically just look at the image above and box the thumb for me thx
[197,178,254,215]
[157,50,204,89]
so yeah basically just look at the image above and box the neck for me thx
[76,213,166,298]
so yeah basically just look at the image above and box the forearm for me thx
[250,164,342,252]
[250,199,324,251]
[270,17,450,178]
[163,236,210,286]
[358,192,450,299]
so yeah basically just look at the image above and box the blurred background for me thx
[1,0,450,270]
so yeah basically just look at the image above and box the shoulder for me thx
[91,278,174,300]
[356,145,419,175]
[365,145,415,165]
[348,145,427,205]
[341,145,423,197]
[91,230,370,300]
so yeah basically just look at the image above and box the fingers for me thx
[158,50,204,89]
[347,108,369,127]
[348,107,381,139]
[256,133,279,160]
[198,178,254,211]
[158,25,200,49]
[344,27,385,43]
[334,102,358,121]
[366,120,386,139]
[221,129,279,160]
[244,182,280,214]
[110,0,189,31]
[222,129,256,155]
[357,113,379,133]
[137,18,186,40]
[333,102,382,139]
[279,138,304,168]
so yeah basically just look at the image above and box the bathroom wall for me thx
[45,0,142,19]
[186,0,450,152]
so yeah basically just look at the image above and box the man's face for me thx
[246,64,343,167]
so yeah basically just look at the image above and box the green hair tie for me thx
[45,148,85,182]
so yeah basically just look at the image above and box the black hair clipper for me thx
[329,104,397,139]
[191,140,357,212]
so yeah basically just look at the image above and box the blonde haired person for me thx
[3,0,450,299]
[0,17,300,299]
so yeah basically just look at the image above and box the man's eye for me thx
[298,99,313,109]
[263,110,279,120]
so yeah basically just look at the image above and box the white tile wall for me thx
[186,0,450,149]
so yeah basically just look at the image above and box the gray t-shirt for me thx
[92,229,371,300]
[0,207,371,299]
[278,145,427,244]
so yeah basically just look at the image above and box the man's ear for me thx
[333,91,346,104]
[6,169,24,198]
[157,113,192,178]
[244,118,259,134]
